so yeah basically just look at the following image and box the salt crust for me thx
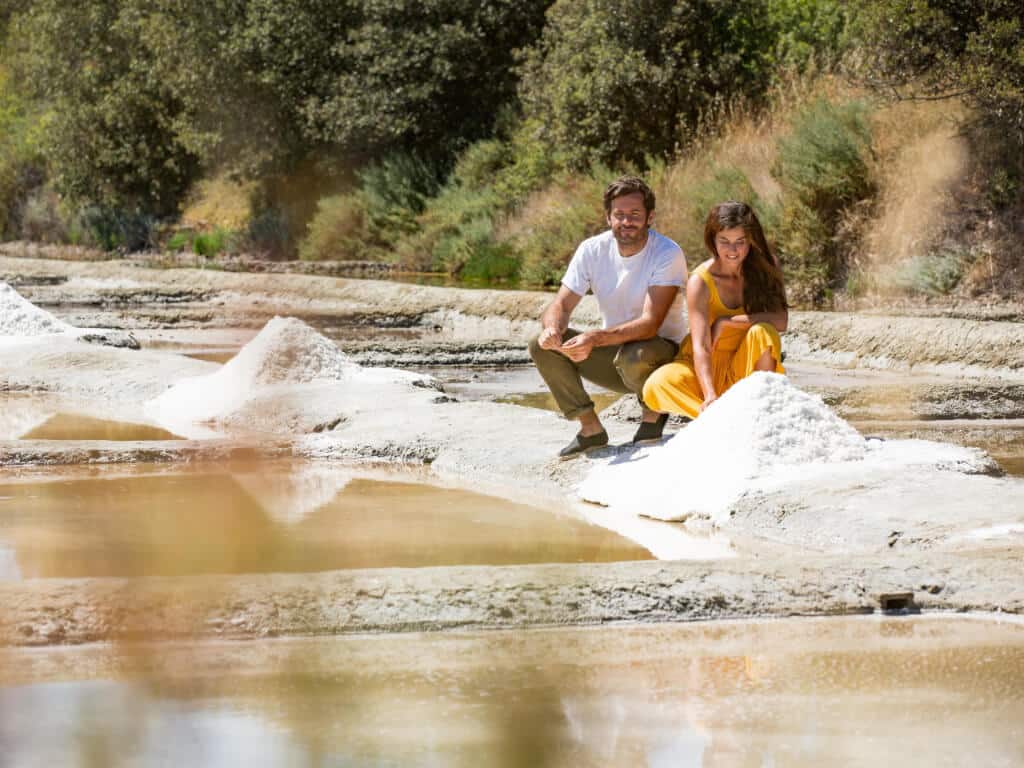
[578,372,973,523]
[0,282,72,336]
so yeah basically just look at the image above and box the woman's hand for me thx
[699,393,718,412]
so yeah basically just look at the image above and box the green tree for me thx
[12,1,200,218]
[851,0,1024,144]
[518,0,781,170]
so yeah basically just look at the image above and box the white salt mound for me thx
[149,316,358,424]
[0,282,72,336]
[578,372,867,521]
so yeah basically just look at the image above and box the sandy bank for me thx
[1,549,1020,647]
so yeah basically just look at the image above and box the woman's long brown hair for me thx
[703,201,788,314]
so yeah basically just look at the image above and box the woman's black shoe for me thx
[631,413,669,444]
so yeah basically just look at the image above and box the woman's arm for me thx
[711,308,788,347]
[686,274,717,410]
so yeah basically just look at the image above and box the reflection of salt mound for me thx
[147,316,438,436]
[0,282,71,336]
[233,464,352,525]
[579,373,867,522]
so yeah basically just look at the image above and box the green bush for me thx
[298,194,370,262]
[773,98,875,305]
[244,206,291,259]
[515,173,608,286]
[192,228,232,258]
[70,206,158,252]
[767,0,849,73]
[882,250,967,296]
[398,183,505,274]
[166,230,193,252]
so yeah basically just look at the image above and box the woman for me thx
[643,201,788,418]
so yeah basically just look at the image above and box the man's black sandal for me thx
[558,429,609,459]
[631,412,670,444]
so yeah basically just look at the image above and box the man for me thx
[528,176,688,458]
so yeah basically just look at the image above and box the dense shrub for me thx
[879,249,968,296]
[299,195,369,261]
[773,98,875,304]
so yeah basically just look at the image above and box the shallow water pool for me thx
[0,616,1020,767]
[0,461,653,579]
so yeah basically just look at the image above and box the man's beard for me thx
[614,225,648,248]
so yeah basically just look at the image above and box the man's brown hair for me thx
[603,176,656,214]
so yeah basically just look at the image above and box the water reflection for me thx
[496,391,621,415]
[0,462,652,579]
[20,414,182,442]
[0,617,1021,767]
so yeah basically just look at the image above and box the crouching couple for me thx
[529,176,789,458]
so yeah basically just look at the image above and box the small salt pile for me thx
[578,372,867,522]
[149,316,358,423]
[0,282,72,336]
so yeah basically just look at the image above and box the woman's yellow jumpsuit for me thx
[643,263,784,418]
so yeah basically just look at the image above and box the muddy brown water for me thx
[0,462,652,579]
[0,616,1021,767]
[19,414,182,442]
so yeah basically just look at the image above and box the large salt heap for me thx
[147,316,439,437]
[0,282,72,336]
[579,373,868,522]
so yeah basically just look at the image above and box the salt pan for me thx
[578,372,868,522]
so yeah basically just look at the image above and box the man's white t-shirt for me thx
[561,229,688,343]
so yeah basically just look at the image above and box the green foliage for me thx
[851,0,1024,146]
[397,183,505,273]
[514,173,608,286]
[773,98,875,305]
[518,0,782,170]
[166,230,193,252]
[8,0,550,247]
[244,205,291,259]
[299,194,369,262]
[766,0,850,72]
[986,168,1020,211]
[71,206,159,252]
[0,65,48,239]
[307,0,551,158]
[192,229,232,258]
[882,249,967,295]
[11,1,201,217]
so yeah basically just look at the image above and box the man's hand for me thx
[538,327,563,350]
[559,331,596,362]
